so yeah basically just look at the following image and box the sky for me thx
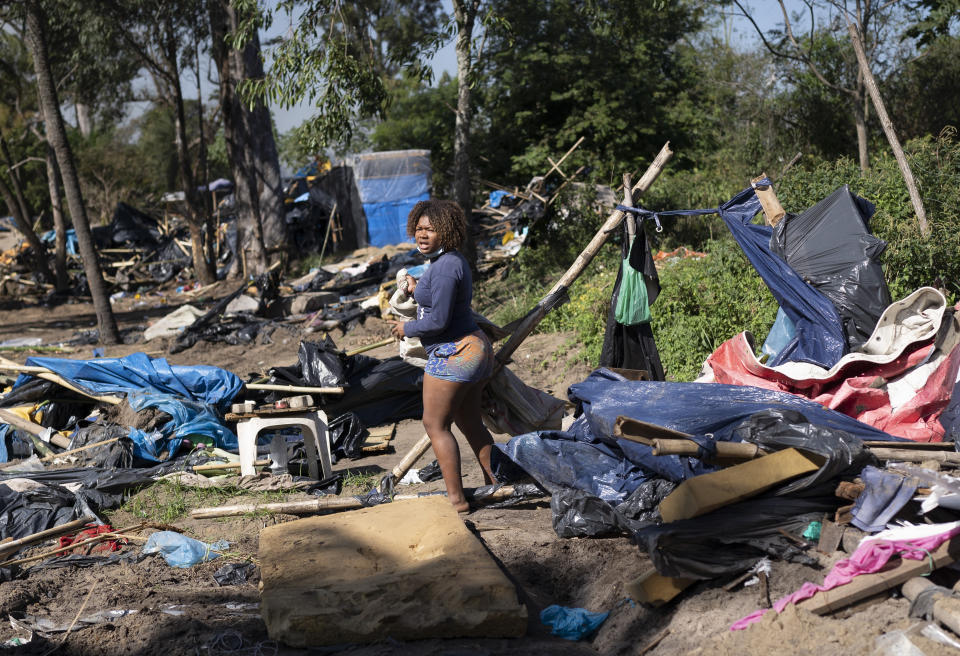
[267,1,814,135]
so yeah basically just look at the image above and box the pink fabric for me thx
[731,524,960,630]
[706,331,960,442]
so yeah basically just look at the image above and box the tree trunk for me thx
[44,146,69,291]
[208,0,283,275]
[164,25,216,285]
[25,2,119,343]
[0,173,52,281]
[452,0,480,265]
[75,103,92,138]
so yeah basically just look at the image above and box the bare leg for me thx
[454,381,496,485]
[421,373,471,512]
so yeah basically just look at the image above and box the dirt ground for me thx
[0,285,948,655]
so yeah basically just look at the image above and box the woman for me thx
[388,199,497,512]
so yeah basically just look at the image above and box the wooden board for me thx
[258,496,527,646]
[659,448,821,523]
[799,535,960,615]
[626,570,695,606]
[224,406,320,421]
[361,424,396,453]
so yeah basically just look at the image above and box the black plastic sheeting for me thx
[328,412,365,462]
[551,478,675,538]
[632,483,837,580]
[770,185,891,351]
[733,409,878,495]
[599,221,665,379]
[92,203,163,249]
[269,345,423,428]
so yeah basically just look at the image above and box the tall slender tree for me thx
[24,1,119,343]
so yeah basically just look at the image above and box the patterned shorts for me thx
[425,330,495,383]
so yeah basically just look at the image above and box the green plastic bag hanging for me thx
[614,235,651,325]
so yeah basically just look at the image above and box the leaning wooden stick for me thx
[494,142,673,374]
[383,145,675,487]
[0,408,70,449]
[40,436,121,462]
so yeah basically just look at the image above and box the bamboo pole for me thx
[40,436,121,462]
[191,485,536,519]
[193,459,269,472]
[345,337,394,357]
[0,516,95,559]
[244,383,345,395]
[846,20,929,237]
[493,142,673,374]
[542,136,585,183]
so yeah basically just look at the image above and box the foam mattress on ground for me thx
[258,496,527,646]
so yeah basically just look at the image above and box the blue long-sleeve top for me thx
[404,250,479,352]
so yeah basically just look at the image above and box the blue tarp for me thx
[353,151,431,247]
[23,353,242,411]
[362,195,429,247]
[718,183,847,368]
[0,354,243,462]
[40,228,78,256]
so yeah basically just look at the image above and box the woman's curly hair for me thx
[406,199,467,251]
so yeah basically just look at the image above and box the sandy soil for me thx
[0,285,944,655]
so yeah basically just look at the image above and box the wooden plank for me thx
[361,424,396,453]
[625,569,695,606]
[659,448,821,523]
[817,519,846,554]
[799,535,960,615]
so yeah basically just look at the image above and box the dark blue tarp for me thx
[494,369,900,502]
[718,182,848,368]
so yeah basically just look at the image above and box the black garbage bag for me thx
[299,337,347,388]
[328,412,366,461]
[551,478,675,538]
[213,562,256,586]
[770,185,891,351]
[321,356,423,427]
[733,408,878,495]
[632,482,837,580]
[417,459,443,482]
[67,424,134,469]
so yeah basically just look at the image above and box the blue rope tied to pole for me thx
[615,205,720,232]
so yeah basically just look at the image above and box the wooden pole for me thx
[846,20,929,237]
[751,173,786,227]
[542,136,585,183]
[493,142,673,374]
[0,408,70,448]
[191,485,536,519]
[0,516,96,559]
[318,202,337,265]
[244,383,345,395]
[345,338,394,357]
[40,436,120,462]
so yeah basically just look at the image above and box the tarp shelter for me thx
[352,150,431,247]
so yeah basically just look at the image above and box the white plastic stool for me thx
[235,410,332,480]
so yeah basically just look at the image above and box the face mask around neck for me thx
[419,246,444,258]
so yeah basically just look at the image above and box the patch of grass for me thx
[117,479,290,524]
[342,469,378,493]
